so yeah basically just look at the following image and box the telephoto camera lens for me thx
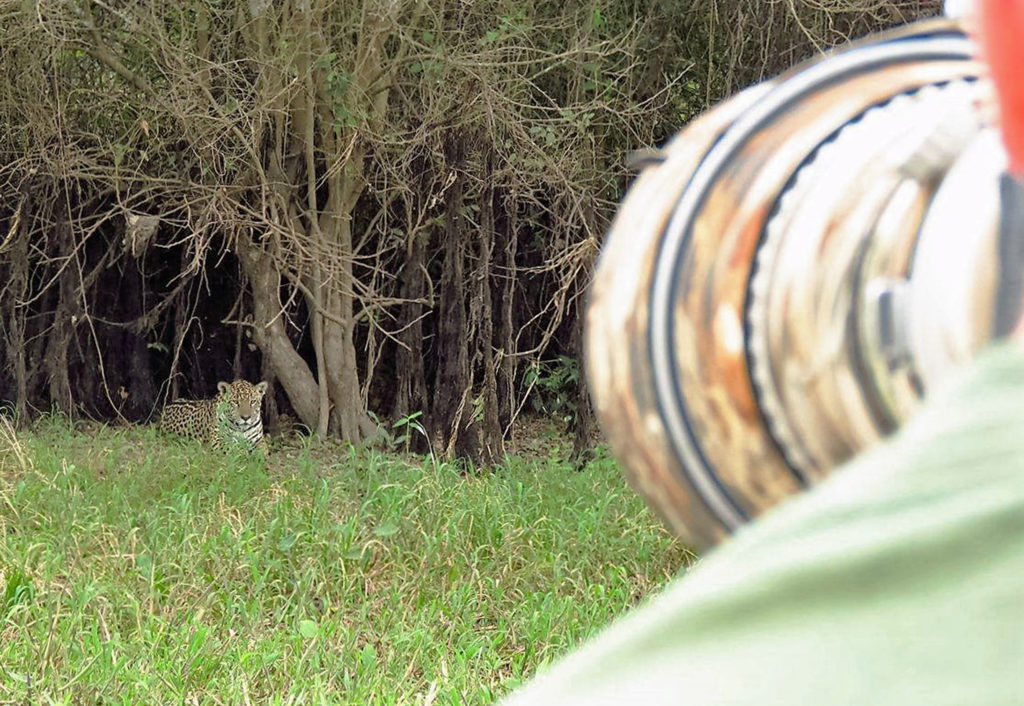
[586,18,1006,550]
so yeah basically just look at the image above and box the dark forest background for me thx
[0,0,940,463]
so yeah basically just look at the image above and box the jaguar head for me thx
[217,379,269,428]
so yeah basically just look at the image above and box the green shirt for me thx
[502,344,1024,705]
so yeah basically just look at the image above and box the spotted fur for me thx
[160,380,269,451]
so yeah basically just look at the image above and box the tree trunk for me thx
[260,353,280,431]
[240,246,321,430]
[321,178,370,443]
[6,221,29,421]
[44,221,76,415]
[124,258,158,421]
[477,157,503,464]
[497,197,519,435]
[571,293,596,467]
[392,230,429,424]
[432,155,477,461]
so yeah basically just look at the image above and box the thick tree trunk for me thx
[432,158,478,461]
[240,246,321,430]
[321,182,371,443]
[323,307,364,441]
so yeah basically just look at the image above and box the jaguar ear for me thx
[256,381,269,394]
[217,381,231,395]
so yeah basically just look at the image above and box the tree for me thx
[0,0,939,460]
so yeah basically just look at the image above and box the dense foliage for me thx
[0,1,940,459]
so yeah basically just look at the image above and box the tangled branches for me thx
[0,0,936,460]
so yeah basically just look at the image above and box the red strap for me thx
[978,0,1024,175]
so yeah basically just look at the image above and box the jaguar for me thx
[160,379,269,452]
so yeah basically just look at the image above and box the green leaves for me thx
[525,355,581,423]
[277,532,299,553]
[528,123,558,147]
[298,619,318,639]
[372,522,399,538]
[359,644,378,672]
[317,53,358,134]
[112,142,129,168]
[313,52,338,71]
[481,9,527,45]
[1,567,33,617]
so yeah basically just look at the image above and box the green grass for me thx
[0,416,691,705]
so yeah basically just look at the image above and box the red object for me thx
[978,0,1024,175]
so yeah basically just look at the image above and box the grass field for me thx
[0,417,691,705]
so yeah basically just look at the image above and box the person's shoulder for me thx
[498,344,1024,706]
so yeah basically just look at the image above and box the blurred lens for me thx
[586,19,1004,550]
